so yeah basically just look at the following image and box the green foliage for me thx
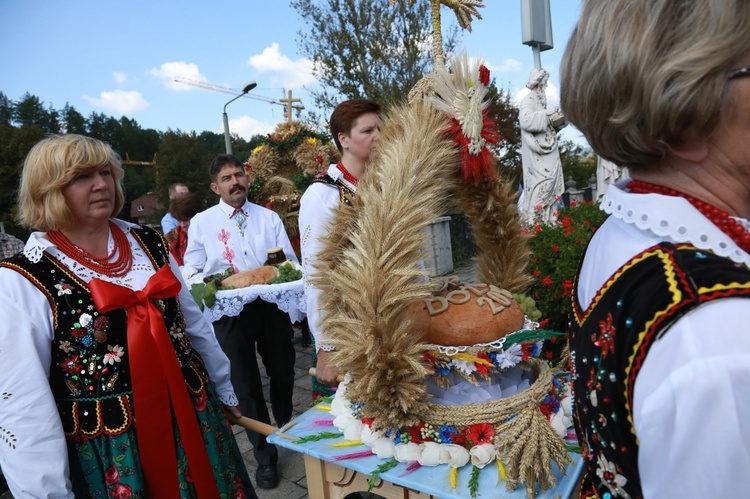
[291,0,458,114]
[291,431,343,444]
[0,123,44,238]
[367,458,399,491]
[526,201,609,332]
[263,127,330,154]
[291,171,315,193]
[485,81,522,183]
[468,465,480,498]
[559,139,596,189]
[247,177,267,205]
[156,130,217,208]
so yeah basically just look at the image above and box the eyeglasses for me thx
[729,66,750,79]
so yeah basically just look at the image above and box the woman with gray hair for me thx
[561,1,750,497]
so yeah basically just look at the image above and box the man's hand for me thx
[315,350,341,387]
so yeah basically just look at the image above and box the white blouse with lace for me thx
[578,181,750,498]
[298,164,356,351]
[0,219,237,498]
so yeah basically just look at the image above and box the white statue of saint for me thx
[596,156,630,201]
[519,68,565,224]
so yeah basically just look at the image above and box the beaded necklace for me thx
[336,161,359,186]
[627,179,750,253]
[46,221,133,277]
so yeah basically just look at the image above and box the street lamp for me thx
[223,81,257,154]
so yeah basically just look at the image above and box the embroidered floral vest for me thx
[569,243,750,499]
[0,227,208,440]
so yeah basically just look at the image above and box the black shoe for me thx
[255,464,279,489]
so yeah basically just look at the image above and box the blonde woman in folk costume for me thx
[299,99,381,397]
[561,0,750,497]
[0,134,254,498]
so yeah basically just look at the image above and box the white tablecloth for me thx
[205,278,307,323]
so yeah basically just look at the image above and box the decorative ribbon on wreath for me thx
[90,265,219,498]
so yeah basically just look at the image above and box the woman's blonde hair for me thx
[18,134,125,231]
[560,0,750,171]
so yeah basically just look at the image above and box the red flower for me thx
[593,313,616,358]
[478,65,490,86]
[570,201,578,208]
[562,279,574,298]
[231,489,246,499]
[110,484,132,499]
[551,244,559,253]
[541,276,553,287]
[474,352,493,375]
[60,355,82,375]
[408,422,426,443]
[422,351,439,364]
[564,227,574,236]
[71,328,87,338]
[93,316,109,331]
[104,465,120,485]
[561,216,571,227]
[521,344,532,361]
[465,423,495,445]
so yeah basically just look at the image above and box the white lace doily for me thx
[207,278,307,323]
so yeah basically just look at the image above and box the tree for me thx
[0,123,44,238]
[559,139,596,189]
[485,80,522,186]
[60,103,87,134]
[13,93,58,131]
[0,92,13,126]
[291,0,458,114]
[156,130,216,209]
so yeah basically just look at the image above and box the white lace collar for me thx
[601,181,750,267]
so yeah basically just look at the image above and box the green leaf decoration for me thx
[503,329,566,347]
[367,458,399,491]
[565,442,582,454]
[469,465,481,498]
[292,431,343,444]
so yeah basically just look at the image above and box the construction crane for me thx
[174,77,281,105]
[173,78,306,123]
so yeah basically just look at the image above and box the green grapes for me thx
[513,293,543,321]
[271,264,303,284]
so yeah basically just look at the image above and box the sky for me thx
[0,0,587,147]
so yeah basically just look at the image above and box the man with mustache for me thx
[182,154,298,489]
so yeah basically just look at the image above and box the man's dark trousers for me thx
[212,299,296,466]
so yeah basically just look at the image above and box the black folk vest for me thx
[570,243,750,498]
[0,226,208,440]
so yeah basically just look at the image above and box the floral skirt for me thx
[66,381,255,499]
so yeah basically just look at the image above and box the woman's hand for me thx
[223,404,242,420]
[315,350,341,386]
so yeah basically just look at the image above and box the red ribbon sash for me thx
[90,265,219,498]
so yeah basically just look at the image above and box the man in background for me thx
[182,154,297,489]
[160,182,189,233]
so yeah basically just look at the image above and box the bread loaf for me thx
[410,283,525,346]
[220,266,279,288]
